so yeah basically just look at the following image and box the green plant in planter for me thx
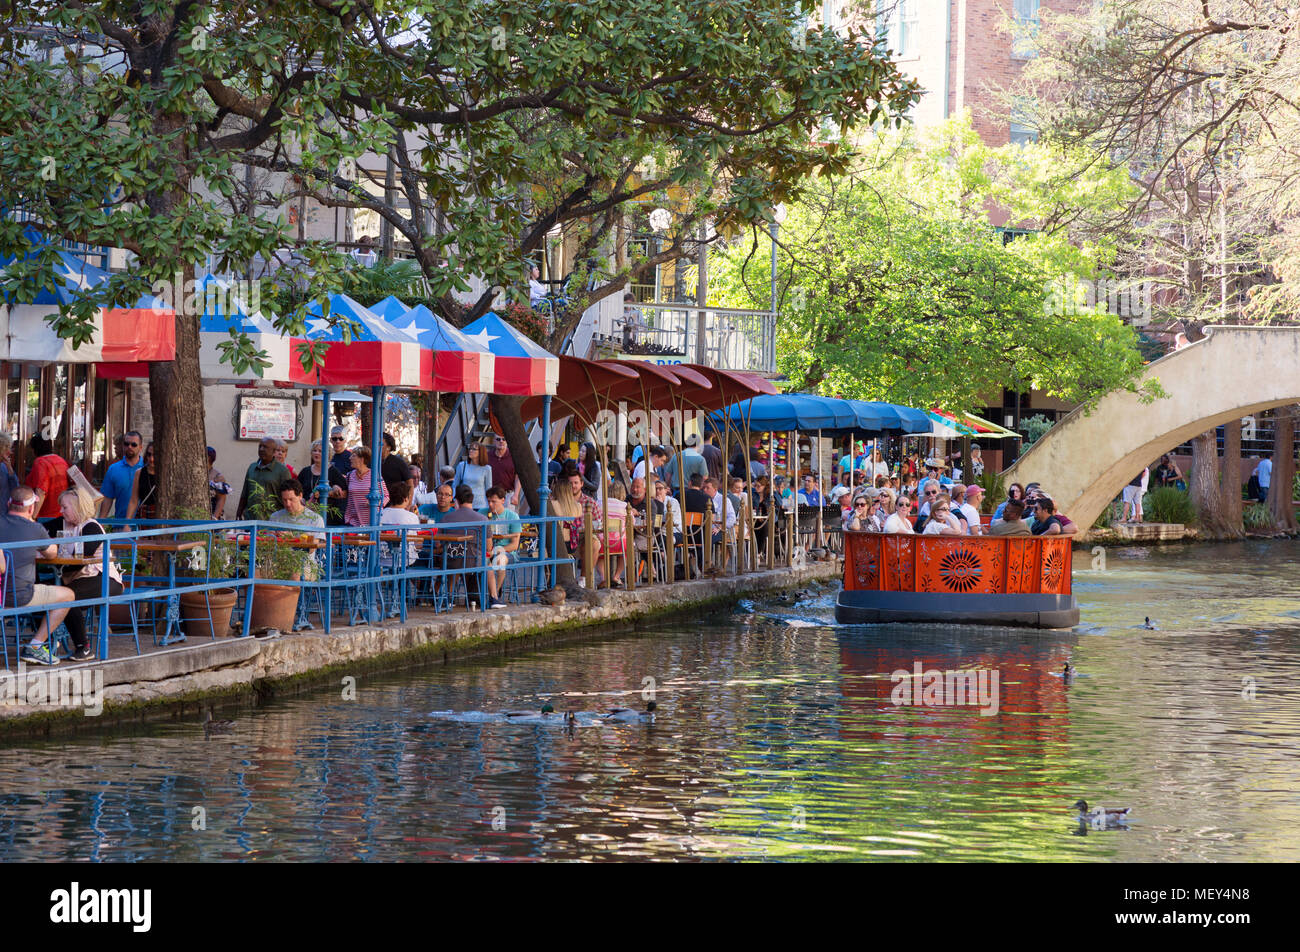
[244,483,325,581]
[972,471,1006,514]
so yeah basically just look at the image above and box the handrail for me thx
[0,516,577,661]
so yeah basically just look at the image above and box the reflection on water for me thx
[1,541,1299,861]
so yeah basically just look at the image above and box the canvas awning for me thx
[0,237,174,364]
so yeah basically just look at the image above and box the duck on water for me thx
[428,702,657,726]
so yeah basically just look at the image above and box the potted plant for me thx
[243,485,323,633]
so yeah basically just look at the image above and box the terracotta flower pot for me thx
[247,582,300,633]
[179,588,238,639]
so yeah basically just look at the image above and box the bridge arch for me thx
[1001,326,1300,529]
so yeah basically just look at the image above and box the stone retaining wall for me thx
[0,563,839,737]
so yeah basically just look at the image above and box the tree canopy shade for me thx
[0,1,920,516]
[713,115,1157,413]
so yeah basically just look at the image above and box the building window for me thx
[887,0,918,60]
[1012,0,1040,58]
[1009,99,1038,145]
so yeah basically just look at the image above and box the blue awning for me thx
[708,394,932,434]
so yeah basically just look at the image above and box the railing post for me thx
[624,515,635,591]
[785,511,794,568]
[582,501,595,590]
[665,505,675,584]
[703,507,713,572]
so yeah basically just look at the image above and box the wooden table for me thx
[110,538,206,645]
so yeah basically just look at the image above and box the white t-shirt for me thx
[1258,458,1272,488]
[921,520,952,535]
[380,506,422,565]
[528,278,547,304]
[883,512,914,534]
[959,502,982,533]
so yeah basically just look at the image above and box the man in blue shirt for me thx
[329,426,352,475]
[98,430,144,519]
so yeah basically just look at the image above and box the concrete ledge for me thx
[0,562,839,736]
[97,637,264,688]
[1112,522,1187,542]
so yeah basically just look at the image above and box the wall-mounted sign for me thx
[237,395,297,442]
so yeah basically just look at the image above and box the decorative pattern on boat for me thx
[843,532,1073,595]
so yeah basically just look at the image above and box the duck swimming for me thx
[1062,662,1074,684]
[1142,617,1156,630]
[203,708,235,734]
[1074,799,1131,827]
[600,701,657,723]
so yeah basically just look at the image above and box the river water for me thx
[1,540,1298,862]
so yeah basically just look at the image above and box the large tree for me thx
[712,115,1154,411]
[1019,0,1298,534]
[0,1,920,517]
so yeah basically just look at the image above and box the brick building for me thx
[876,0,1078,145]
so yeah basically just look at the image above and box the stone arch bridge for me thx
[1001,326,1300,529]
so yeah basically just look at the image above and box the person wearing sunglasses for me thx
[845,492,885,532]
[920,495,964,536]
[98,429,144,519]
[917,478,943,517]
[329,426,353,475]
[884,494,915,533]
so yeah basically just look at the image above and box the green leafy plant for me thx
[1143,487,1196,525]
[1243,503,1276,531]
[1018,415,1055,448]
[973,471,1006,514]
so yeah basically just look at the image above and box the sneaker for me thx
[20,642,59,666]
[69,646,96,662]
[489,598,507,609]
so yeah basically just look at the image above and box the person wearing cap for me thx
[960,484,984,534]
[207,446,232,519]
[99,429,144,519]
[1,487,75,666]
[329,426,353,476]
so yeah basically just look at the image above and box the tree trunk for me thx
[147,264,209,519]
[1217,418,1244,538]
[1268,404,1298,531]
[1190,429,1233,538]
[493,393,539,515]
[145,104,209,519]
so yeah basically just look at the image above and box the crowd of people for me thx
[837,476,1079,537]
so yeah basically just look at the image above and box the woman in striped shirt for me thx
[344,446,389,526]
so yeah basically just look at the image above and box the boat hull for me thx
[835,590,1079,629]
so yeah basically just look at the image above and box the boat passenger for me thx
[920,495,964,536]
[988,498,1031,536]
[1030,497,1066,535]
[992,483,1024,522]
[883,494,915,533]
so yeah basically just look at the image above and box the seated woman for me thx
[920,495,965,536]
[602,480,629,588]
[57,488,124,661]
[549,477,603,586]
[883,495,915,533]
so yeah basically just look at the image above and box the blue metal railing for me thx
[0,515,574,665]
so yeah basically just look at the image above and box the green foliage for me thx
[1019,414,1055,448]
[713,114,1152,412]
[972,471,1006,514]
[1092,501,1115,529]
[1243,502,1276,531]
[1143,487,1195,525]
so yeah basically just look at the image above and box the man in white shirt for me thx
[959,485,984,535]
[528,266,547,306]
[632,446,669,483]
[702,477,736,542]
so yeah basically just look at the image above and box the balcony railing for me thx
[594,303,776,375]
